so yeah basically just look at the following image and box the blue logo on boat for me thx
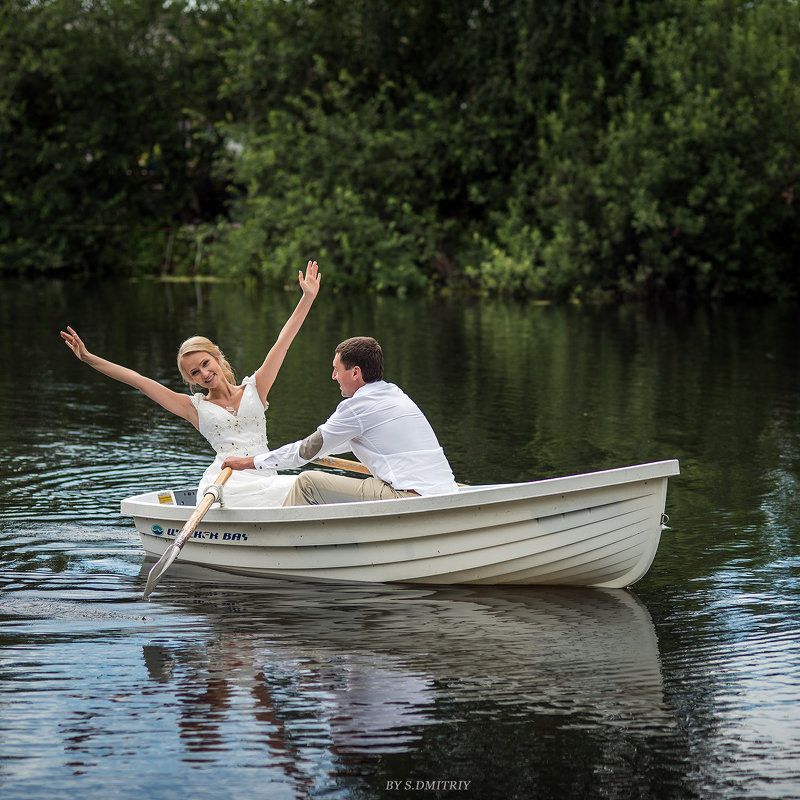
[152,525,164,536]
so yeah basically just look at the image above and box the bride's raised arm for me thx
[60,326,198,427]
[253,260,321,405]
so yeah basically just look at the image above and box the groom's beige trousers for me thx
[283,471,419,506]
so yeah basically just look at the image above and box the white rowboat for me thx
[121,459,679,588]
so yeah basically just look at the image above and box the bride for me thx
[61,261,321,506]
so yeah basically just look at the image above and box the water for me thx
[1,278,799,799]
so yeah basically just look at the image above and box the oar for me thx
[311,455,371,475]
[311,455,465,486]
[142,467,232,600]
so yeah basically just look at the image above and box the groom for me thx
[222,336,458,505]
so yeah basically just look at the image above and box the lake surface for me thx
[1,278,799,799]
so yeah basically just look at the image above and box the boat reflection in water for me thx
[140,566,673,762]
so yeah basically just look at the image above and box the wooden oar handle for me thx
[174,467,233,550]
[311,456,371,475]
[214,466,233,486]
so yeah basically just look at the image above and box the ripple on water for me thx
[653,572,800,799]
[2,437,209,524]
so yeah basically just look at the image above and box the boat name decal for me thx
[150,525,248,542]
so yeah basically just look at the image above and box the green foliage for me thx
[1,0,798,300]
[0,0,230,274]
[211,75,461,293]
[480,0,800,301]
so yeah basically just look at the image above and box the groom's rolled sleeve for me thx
[253,403,362,471]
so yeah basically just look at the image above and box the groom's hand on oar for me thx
[223,453,373,476]
[222,456,255,471]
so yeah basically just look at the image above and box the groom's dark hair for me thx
[335,337,384,382]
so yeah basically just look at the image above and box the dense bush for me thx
[480,0,800,301]
[1,0,798,301]
[0,0,229,273]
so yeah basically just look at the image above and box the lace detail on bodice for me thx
[192,375,269,458]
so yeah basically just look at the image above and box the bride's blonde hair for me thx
[177,336,236,389]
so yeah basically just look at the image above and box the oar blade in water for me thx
[142,545,181,600]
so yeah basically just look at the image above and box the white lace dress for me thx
[192,374,297,507]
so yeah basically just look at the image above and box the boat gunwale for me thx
[121,459,679,524]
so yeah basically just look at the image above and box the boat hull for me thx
[121,460,679,588]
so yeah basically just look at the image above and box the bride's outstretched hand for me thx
[299,260,321,300]
[60,326,90,361]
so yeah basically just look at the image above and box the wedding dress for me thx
[192,375,296,506]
